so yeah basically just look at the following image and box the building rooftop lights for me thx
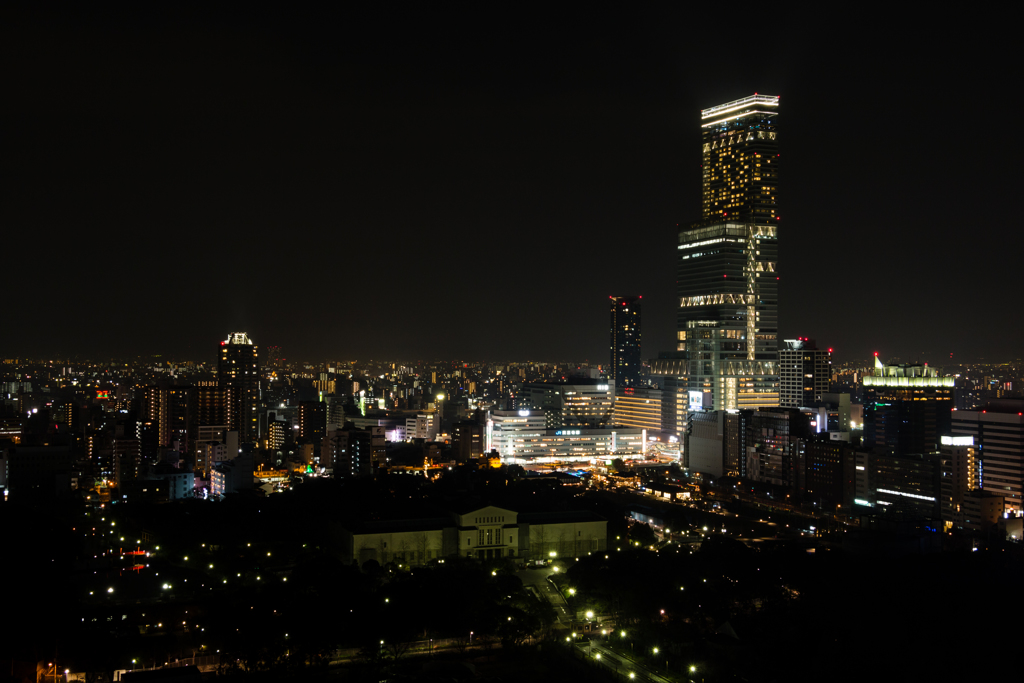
[701,94,779,119]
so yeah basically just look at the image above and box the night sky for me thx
[4,7,1018,365]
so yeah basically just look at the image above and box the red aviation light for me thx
[828,348,833,353]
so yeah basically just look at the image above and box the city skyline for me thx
[4,8,1018,364]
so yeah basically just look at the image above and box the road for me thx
[576,640,671,683]
[596,488,821,544]
[517,566,573,625]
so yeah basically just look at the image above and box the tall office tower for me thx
[652,95,781,433]
[701,94,780,223]
[951,399,1024,511]
[779,338,832,407]
[218,333,260,443]
[609,296,642,390]
[862,355,954,455]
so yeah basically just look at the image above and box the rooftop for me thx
[701,94,779,120]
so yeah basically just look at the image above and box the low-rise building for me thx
[339,504,606,566]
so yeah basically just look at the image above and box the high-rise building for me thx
[609,296,642,390]
[862,355,954,455]
[939,435,982,528]
[701,94,780,224]
[744,408,810,492]
[951,398,1024,511]
[652,95,781,431]
[298,400,326,444]
[139,385,190,448]
[218,333,260,443]
[780,338,832,408]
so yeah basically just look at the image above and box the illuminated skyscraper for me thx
[653,95,781,434]
[217,333,260,443]
[609,295,642,390]
[701,94,780,224]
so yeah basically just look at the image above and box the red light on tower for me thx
[828,348,833,353]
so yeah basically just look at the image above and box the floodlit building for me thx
[405,413,436,440]
[488,410,546,455]
[488,409,642,463]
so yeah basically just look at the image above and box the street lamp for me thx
[585,611,594,619]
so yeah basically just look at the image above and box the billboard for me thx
[688,390,703,411]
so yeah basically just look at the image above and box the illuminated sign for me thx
[555,430,581,436]
[940,435,974,446]
[688,391,704,411]
[96,390,110,400]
